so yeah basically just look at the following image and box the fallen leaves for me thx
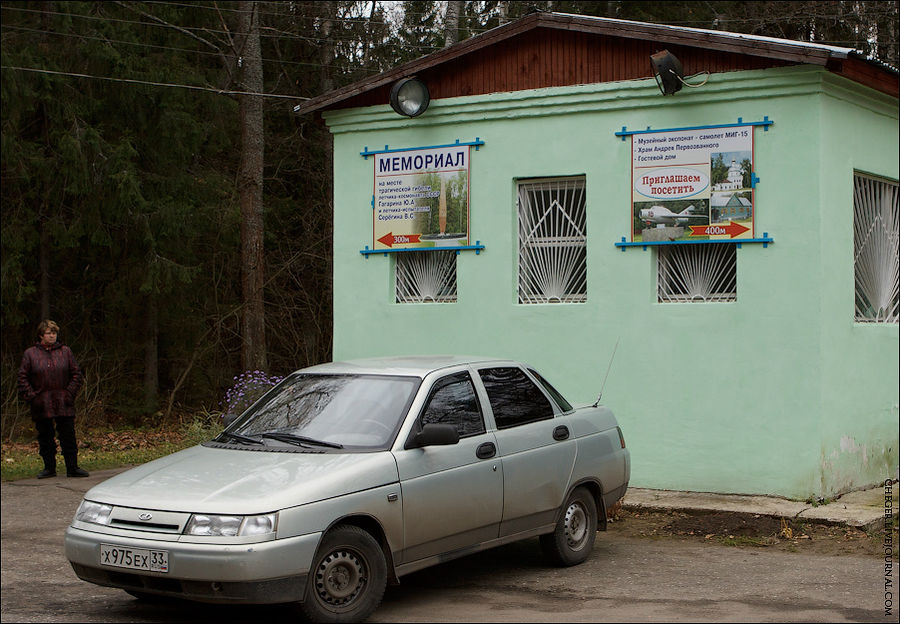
[780,517,793,539]
[2,428,187,455]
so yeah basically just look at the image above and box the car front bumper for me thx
[65,526,321,604]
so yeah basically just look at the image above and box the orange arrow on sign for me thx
[377,232,422,247]
[688,221,750,238]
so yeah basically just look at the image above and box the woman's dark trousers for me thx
[34,416,78,473]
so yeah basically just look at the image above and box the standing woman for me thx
[17,320,89,478]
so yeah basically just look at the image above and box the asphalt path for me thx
[1,468,891,622]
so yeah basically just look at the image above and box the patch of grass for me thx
[1,415,223,482]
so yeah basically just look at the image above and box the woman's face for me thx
[40,329,58,347]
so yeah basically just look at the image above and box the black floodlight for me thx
[650,50,684,95]
[390,77,430,117]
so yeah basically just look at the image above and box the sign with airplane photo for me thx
[631,126,754,242]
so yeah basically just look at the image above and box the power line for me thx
[0,3,444,49]
[4,18,892,53]
[1,4,327,43]
[1,65,309,101]
[0,23,388,73]
[141,0,398,24]
[2,2,894,63]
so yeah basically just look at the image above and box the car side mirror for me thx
[412,423,459,448]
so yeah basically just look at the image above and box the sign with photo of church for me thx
[631,125,754,242]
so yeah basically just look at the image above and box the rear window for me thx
[478,367,554,429]
[528,369,573,412]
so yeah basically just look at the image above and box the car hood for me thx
[83,444,399,515]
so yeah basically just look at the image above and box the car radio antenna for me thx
[593,337,620,408]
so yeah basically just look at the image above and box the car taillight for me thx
[616,426,626,449]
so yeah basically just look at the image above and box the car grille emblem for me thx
[138,513,153,521]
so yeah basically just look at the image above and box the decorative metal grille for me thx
[395,250,457,303]
[854,173,899,323]
[517,177,587,304]
[658,243,736,303]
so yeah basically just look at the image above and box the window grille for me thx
[658,243,736,303]
[853,173,899,323]
[517,177,587,304]
[395,250,457,303]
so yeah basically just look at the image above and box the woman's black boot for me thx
[64,453,89,477]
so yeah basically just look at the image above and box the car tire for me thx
[301,524,387,623]
[540,486,598,566]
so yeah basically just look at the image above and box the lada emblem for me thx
[138,513,153,521]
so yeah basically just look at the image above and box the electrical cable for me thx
[1,65,309,101]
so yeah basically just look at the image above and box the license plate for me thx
[100,544,168,573]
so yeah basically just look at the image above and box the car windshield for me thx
[226,374,420,450]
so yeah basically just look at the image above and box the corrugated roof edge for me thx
[555,12,856,55]
[570,12,897,73]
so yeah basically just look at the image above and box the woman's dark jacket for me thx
[17,342,84,420]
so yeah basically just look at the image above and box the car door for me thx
[476,366,576,538]
[392,370,503,563]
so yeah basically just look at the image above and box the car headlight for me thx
[241,513,278,536]
[74,500,113,526]
[184,512,278,537]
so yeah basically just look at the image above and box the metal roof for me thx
[558,12,857,57]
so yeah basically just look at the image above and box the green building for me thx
[296,13,899,499]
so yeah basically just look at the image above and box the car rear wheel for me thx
[301,524,387,623]
[540,486,598,566]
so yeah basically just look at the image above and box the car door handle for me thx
[553,425,569,441]
[476,442,496,459]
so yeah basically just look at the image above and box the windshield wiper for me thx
[217,431,263,446]
[260,432,344,449]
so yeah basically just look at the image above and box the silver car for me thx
[65,356,630,622]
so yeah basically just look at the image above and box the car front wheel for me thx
[540,486,598,566]
[301,524,387,623]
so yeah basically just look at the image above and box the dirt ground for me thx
[3,471,895,623]
[608,505,892,557]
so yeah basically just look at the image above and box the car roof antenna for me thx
[593,337,620,408]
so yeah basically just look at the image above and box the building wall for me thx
[323,65,899,498]
[816,73,899,495]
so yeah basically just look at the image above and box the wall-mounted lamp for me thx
[650,50,711,95]
[390,77,430,117]
[650,50,684,95]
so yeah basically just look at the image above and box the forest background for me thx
[2,1,898,440]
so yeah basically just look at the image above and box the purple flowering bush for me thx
[222,370,284,420]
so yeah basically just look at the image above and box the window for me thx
[528,368,573,412]
[396,250,457,303]
[658,243,736,303]
[419,372,484,438]
[478,367,554,429]
[230,374,419,449]
[517,177,587,303]
[853,173,899,323]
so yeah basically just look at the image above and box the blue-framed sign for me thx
[621,118,773,244]
[368,143,476,252]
